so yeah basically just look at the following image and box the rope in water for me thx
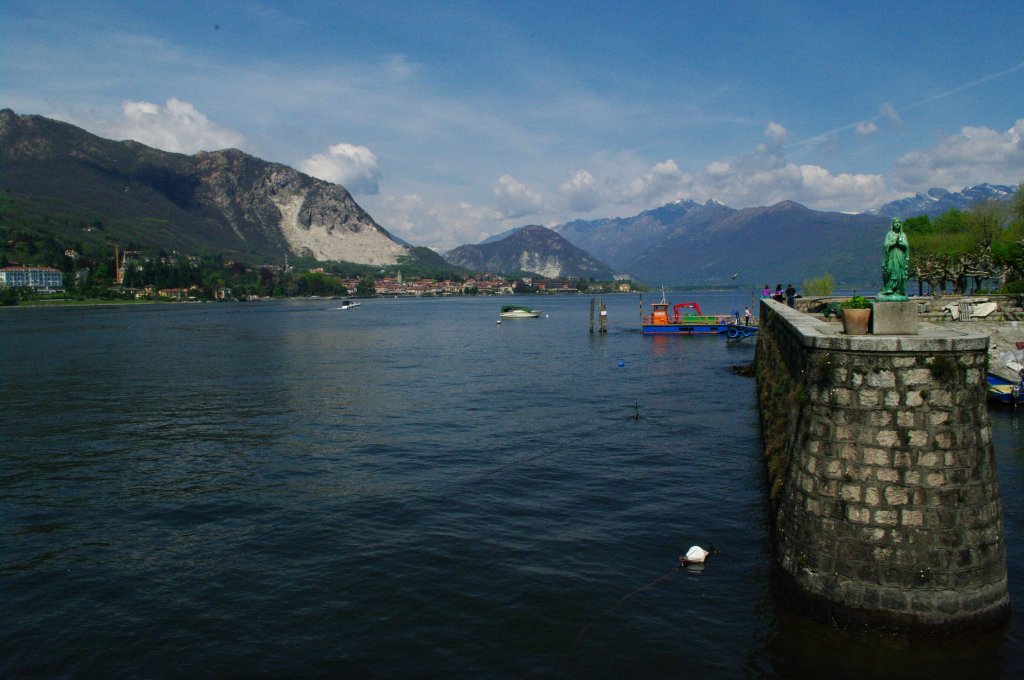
[576,564,682,642]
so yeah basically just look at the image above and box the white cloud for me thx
[600,146,883,214]
[372,132,898,248]
[619,159,692,205]
[879,103,902,128]
[709,159,885,209]
[367,192,500,251]
[669,138,888,211]
[796,164,888,201]
[377,193,427,237]
[855,120,878,137]
[493,175,544,219]
[892,119,1024,190]
[705,160,731,177]
[764,121,788,144]
[558,169,602,212]
[113,98,244,153]
[382,54,417,82]
[299,142,382,194]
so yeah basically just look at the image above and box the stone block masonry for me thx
[756,299,1008,631]
[871,300,919,335]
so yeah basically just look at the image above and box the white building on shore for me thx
[0,266,64,292]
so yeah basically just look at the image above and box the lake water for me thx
[2,293,1022,678]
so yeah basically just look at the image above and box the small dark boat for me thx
[987,372,1022,408]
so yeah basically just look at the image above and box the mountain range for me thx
[444,225,614,279]
[1,109,1016,287]
[870,183,1017,219]
[0,109,419,267]
[555,199,884,287]
[550,183,1016,287]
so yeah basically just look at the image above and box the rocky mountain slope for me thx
[444,225,614,279]
[5,110,1016,287]
[0,109,412,265]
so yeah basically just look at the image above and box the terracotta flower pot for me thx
[841,307,871,335]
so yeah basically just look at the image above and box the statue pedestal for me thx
[871,301,918,335]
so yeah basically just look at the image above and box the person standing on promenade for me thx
[785,283,796,307]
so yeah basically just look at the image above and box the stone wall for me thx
[756,299,1009,631]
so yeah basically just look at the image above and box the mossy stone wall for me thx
[756,300,1008,631]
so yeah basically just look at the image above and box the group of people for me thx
[739,282,798,326]
[763,283,798,308]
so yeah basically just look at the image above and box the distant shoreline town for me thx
[1,257,641,307]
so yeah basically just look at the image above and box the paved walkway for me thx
[968,320,1024,382]
[798,296,1024,382]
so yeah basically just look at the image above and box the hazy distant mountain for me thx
[554,183,1020,287]
[872,183,1017,219]
[477,226,525,245]
[557,198,734,271]
[444,225,615,279]
[0,109,425,266]
[555,198,888,287]
[632,201,889,286]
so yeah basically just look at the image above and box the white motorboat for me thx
[499,305,541,319]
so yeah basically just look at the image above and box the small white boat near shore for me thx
[499,305,541,319]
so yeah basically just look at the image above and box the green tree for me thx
[278,275,300,297]
[1,286,20,306]
[802,272,834,296]
[966,199,1004,248]
[902,214,933,235]
[355,276,376,296]
[933,208,967,234]
[906,200,1018,295]
[1009,180,1024,231]
[992,181,1024,289]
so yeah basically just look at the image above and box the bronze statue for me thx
[877,217,909,301]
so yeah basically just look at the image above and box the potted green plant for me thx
[840,296,872,335]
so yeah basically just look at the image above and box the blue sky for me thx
[3,0,1023,250]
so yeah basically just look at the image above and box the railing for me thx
[643,314,740,325]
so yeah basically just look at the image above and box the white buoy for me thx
[681,545,710,564]
[496,319,502,324]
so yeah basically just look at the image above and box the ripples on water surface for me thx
[2,294,1022,678]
